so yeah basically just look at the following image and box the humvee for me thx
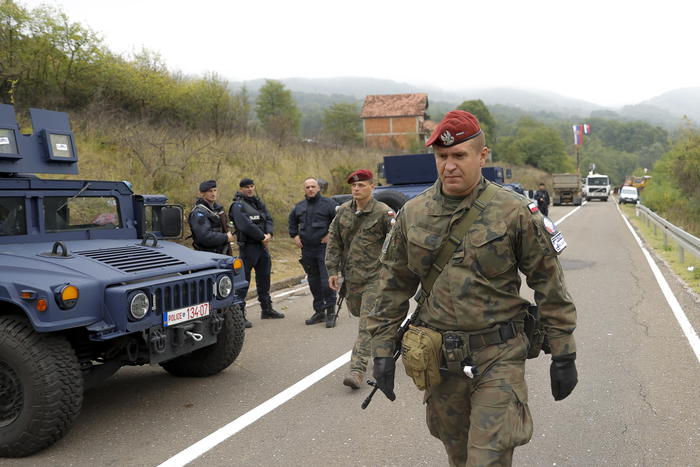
[0,105,247,457]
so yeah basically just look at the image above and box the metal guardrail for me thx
[635,204,700,263]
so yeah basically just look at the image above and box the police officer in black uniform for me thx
[288,177,338,325]
[188,179,235,254]
[230,178,285,327]
[535,182,551,217]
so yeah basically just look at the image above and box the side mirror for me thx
[159,206,183,238]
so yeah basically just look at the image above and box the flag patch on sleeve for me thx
[528,202,539,213]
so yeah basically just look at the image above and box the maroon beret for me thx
[425,110,482,147]
[347,169,373,184]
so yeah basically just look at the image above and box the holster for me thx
[524,304,545,359]
[401,325,443,391]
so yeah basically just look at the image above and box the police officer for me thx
[368,111,578,466]
[535,182,551,217]
[229,178,285,327]
[188,179,234,254]
[325,169,393,389]
[288,177,337,325]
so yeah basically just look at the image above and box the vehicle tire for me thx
[586,197,591,202]
[160,306,245,377]
[603,197,608,202]
[574,200,582,206]
[374,190,409,211]
[0,316,83,458]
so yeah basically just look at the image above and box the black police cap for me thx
[239,177,254,187]
[199,179,216,192]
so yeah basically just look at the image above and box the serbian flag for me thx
[572,125,583,146]
[583,123,591,135]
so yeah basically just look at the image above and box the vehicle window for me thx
[0,197,26,236]
[622,187,637,194]
[587,178,609,186]
[44,196,121,233]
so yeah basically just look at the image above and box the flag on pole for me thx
[572,125,583,146]
[583,123,591,135]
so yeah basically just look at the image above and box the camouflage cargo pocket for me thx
[401,325,443,391]
[470,221,515,278]
[406,225,443,277]
[471,380,533,451]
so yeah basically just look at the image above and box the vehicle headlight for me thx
[55,284,79,309]
[217,275,232,298]
[129,292,150,320]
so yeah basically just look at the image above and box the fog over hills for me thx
[233,77,699,129]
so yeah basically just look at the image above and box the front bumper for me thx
[146,309,226,364]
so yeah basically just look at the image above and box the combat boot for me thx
[305,310,325,325]
[325,306,337,328]
[242,308,253,328]
[260,301,285,319]
[342,371,363,390]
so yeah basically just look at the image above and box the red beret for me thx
[425,110,482,147]
[347,169,373,184]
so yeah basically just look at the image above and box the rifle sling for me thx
[415,182,499,306]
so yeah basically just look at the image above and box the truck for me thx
[552,173,582,206]
[0,105,248,457]
[349,153,522,211]
[583,172,611,201]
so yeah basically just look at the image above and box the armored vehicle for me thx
[0,105,247,457]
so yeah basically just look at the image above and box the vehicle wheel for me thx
[374,189,409,211]
[160,306,245,377]
[586,197,591,202]
[0,316,83,457]
[603,197,608,202]
[575,200,582,206]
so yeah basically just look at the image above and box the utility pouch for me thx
[524,304,545,359]
[401,325,443,391]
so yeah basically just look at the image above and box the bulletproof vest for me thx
[238,199,265,227]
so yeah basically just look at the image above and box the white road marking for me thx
[553,201,586,226]
[245,285,310,308]
[617,204,700,362]
[158,351,352,467]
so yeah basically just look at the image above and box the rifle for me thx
[327,280,346,328]
[361,309,417,409]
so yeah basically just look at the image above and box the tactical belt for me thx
[416,319,524,351]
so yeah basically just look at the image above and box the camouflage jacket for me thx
[367,178,577,358]
[325,197,394,284]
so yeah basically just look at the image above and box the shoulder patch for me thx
[542,216,557,235]
[551,231,567,253]
[527,202,539,213]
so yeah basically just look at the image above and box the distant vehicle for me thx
[632,175,651,191]
[583,172,611,202]
[337,153,523,211]
[0,105,247,457]
[552,173,582,206]
[618,186,639,204]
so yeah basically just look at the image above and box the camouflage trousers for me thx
[425,332,533,467]
[346,280,378,375]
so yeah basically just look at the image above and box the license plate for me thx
[164,302,210,327]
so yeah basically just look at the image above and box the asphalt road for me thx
[5,200,699,466]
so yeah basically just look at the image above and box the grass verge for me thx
[620,203,700,295]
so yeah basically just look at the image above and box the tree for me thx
[321,102,361,145]
[457,99,496,146]
[495,117,572,173]
[255,79,300,144]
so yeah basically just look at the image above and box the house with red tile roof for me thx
[361,93,431,150]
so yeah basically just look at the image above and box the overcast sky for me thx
[19,0,700,107]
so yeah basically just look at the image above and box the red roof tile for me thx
[361,93,429,118]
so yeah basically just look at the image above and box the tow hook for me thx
[186,331,203,342]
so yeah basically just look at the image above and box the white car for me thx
[619,186,639,204]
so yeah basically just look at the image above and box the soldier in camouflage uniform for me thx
[368,111,578,467]
[325,169,394,389]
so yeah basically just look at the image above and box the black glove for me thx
[550,352,578,401]
[372,357,396,401]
